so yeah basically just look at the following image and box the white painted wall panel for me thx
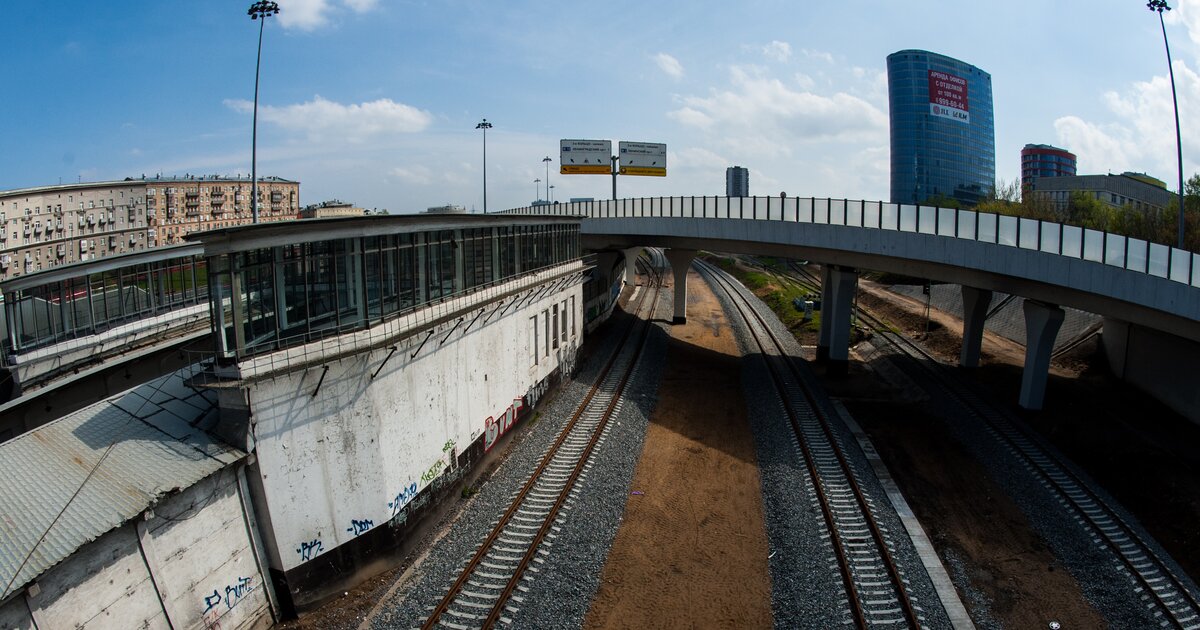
[142,470,269,630]
[248,280,584,571]
[27,527,168,630]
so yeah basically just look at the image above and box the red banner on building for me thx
[928,69,970,123]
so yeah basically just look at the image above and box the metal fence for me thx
[504,197,1200,289]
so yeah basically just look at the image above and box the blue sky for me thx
[3,0,1200,213]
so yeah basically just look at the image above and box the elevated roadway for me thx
[506,197,1200,411]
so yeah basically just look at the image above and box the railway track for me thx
[768,259,1200,629]
[420,253,665,629]
[695,258,925,629]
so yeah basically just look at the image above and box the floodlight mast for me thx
[476,118,492,213]
[1147,0,1186,249]
[248,1,280,224]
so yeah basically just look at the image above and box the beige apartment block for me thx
[0,176,300,281]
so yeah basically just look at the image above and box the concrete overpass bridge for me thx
[506,196,1200,413]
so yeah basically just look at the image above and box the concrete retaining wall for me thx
[240,278,584,611]
[1103,318,1200,424]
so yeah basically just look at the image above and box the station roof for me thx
[0,368,244,602]
[188,213,584,255]
[1,243,202,293]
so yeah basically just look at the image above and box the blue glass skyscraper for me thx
[888,50,995,207]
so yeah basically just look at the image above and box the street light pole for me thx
[542,156,552,205]
[248,1,280,225]
[534,178,541,203]
[549,185,555,203]
[1148,0,1187,249]
[475,118,492,213]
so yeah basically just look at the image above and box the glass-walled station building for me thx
[1,244,210,408]
[887,49,995,207]
[194,215,582,360]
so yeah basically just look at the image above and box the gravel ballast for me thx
[699,262,955,629]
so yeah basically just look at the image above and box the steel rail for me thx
[696,258,920,629]
[422,254,663,629]
[775,259,1200,629]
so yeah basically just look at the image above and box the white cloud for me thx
[762,41,792,62]
[276,0,378,31]
[277,0,329,30]
[224,95,433,142]
[391,165,433,185]
[1053,116,1137,174]
[1165,0,1200,46]
[654,53,684,79]
[668,65,887,157]
[799,48,834,64]
[671,147,728,170]
[1055,59,1200,178]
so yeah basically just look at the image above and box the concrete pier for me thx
[1019,299,1065,410]
[817,265,858,375]
[959,286,993,368]
[664,249,697,324]
[623,247,640,287]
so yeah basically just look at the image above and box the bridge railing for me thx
[505,197,1200,289]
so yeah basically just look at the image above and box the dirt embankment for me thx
[585,268,773,629]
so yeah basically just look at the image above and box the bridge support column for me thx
[664,248,697,324]
[1019,299,1064,410]
[817,265,858,376]
[959,286,993,368]
[623,248,640,287]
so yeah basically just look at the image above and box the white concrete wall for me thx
[0,468,271,630]
[245,280,584,573]
[141,468,272,630]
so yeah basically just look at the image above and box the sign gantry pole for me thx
[611,156,618,201]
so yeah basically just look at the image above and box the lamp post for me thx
[542,156,552,204]
[549,184,555,203]
[475,118,492,213]
[1148,0,1186,249]
[248,0,280,224]
[534,178,541,203]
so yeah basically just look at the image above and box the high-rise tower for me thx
[887,50,995,207]
[726,166,749,197]
[1021,143,1077,190]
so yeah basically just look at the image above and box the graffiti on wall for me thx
[201,575,256,629]
[296,538,323,561]
[420,457,446,484]
[559,341,578,377]
[388,482,418,516]
[483,397,525,453]
[483,378,551,453]
[346,519,374,536]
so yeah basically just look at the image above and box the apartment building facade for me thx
[0,176,299,280]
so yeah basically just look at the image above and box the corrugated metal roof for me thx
[0,367,244,601]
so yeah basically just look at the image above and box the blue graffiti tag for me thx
[347,519,374,536]
[296,539,323,561]
[223,576,254,610]
[202,589,222,614]
[388,482,418,516]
